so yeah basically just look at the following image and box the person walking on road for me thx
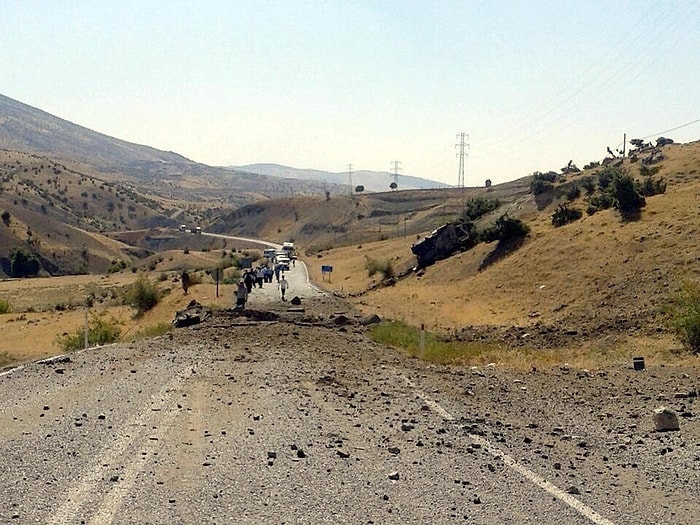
[278,275,289,301]
[181,270,190,295]
[235,280,248,309]
[243,271,254,294]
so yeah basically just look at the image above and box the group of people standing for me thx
[235,264,289,309]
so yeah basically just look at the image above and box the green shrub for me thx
[612,172,645,219]
[670,281,700,354]
[597,168,617,190]
[531,178,553,195]
[131,323,170,341]
[0,298,11,314]
[637,176,667,197]
[221,268,242,285]
[530,171,558,195]
[365,258,395,279]
[10,247,40,277]
[56,313,121,351]
[585,190,615,213]
[580,176,596,194]
[461,197,500,222]
[552,204,582,227]
[639,164,661,177]
[108,259,127,274]
[126,275,160,314]
[480,214,530,243]
[565,184,581,201]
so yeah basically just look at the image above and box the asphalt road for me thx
[0,255,696,524]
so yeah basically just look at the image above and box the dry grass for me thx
[0,269,235,365]
[304,141,700,368]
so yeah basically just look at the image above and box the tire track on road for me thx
[47,363,197,525]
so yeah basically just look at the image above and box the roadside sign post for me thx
[419,323,425,359]
[84,306,89,350]
[215,267,220,298]
[321,265,333,283]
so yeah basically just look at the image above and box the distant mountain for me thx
[231,163,451,192]
[0,93,189,167]
[0,93,345,202]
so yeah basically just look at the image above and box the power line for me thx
[640,118,700,140]
[479,0,699,159]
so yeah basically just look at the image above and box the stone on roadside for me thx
[359,313,381,326]
[653,406,680,432]
[290,296,302,306]
[388,471,400,480]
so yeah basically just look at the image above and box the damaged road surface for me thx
[0,271,697,523]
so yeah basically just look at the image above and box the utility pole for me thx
[455,132,469,188]
[622,133,626,157]
[348,163,353,195]
[391,160,401,189]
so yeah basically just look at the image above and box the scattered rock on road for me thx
[173,300,211,328]
[359,313,381,326]
[653,406,680,431]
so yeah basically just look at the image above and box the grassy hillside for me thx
[295,140,700,351]
[210,175,535,250]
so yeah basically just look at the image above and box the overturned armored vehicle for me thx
[411,221,477,268]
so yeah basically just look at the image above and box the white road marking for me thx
[399,372,616,525]
[0,364,24,378]
[47,365,196,525]
[299,260,326,295]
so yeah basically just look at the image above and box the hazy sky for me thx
[2,1,699,186]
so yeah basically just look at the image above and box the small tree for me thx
[485,179,492,188]
[1,211,10,226]
[389,182,398,191]
[355,185,365,193]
